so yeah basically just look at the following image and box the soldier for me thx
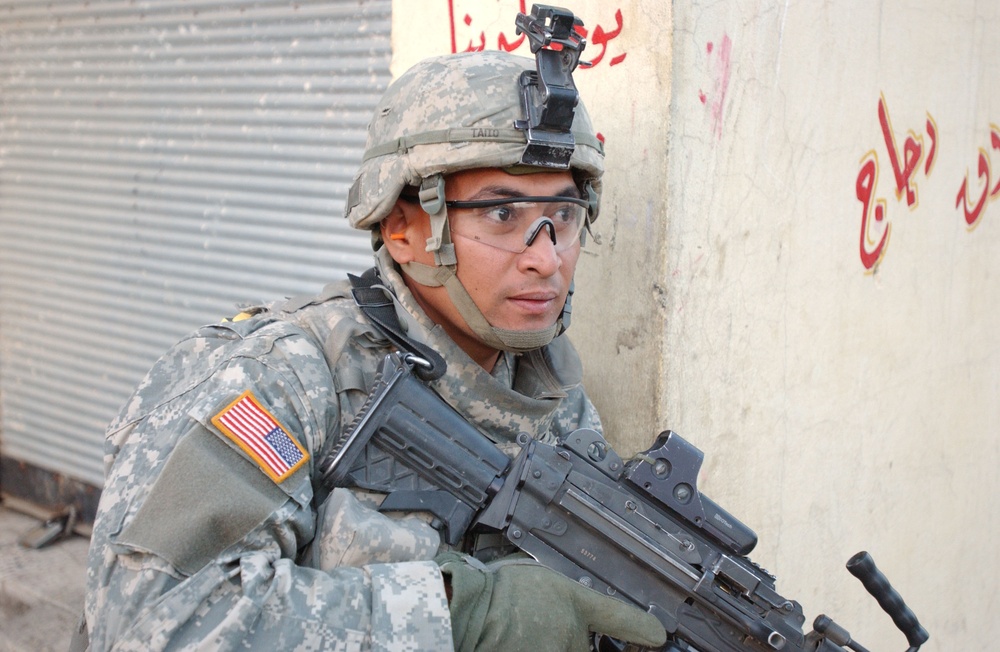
[82,41,667,652]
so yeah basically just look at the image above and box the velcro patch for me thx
[212,391,309,484]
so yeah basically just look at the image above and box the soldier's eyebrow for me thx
[462,184,580,201]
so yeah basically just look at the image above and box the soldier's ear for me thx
[380,201,420,264]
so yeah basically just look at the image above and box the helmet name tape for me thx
[361,127,604,164]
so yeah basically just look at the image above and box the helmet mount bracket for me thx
[513,4,589,169]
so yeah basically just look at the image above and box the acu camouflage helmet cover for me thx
[344,50,606,240]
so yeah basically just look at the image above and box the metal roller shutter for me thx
[0,0,391,491]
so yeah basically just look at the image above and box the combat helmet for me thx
[345,7,604,352]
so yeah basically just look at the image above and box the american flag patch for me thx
[211,391,309,483]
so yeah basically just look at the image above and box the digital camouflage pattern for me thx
[84,247,603,651]
[344,51,605,232]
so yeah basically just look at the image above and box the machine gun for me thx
[319,353,929,652]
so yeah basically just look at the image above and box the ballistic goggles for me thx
[445,195,590,253]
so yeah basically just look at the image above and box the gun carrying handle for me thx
[846,551,929,649]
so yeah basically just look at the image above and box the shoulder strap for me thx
[348,267,447,381]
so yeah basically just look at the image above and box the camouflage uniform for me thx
[84,248,602,651]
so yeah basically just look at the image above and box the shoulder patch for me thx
[211,390,310,484]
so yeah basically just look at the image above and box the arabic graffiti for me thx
[955,124,1000,229]
[878,95,937,207]
[447,0,627,67]
[856,94,938,270]
[856,95,998,270]
[856,153,889,271]
[580,9,626,67]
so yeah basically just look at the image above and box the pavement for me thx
[0,500,90,652]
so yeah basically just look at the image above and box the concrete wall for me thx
[392,1,997,649]
[666,2,998,649]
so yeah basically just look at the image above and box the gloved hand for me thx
[436,552,667,652]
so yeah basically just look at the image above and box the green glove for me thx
[437,552,667,652]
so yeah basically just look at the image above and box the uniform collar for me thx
[374,247,583,445]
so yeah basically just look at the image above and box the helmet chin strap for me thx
[400,260,561,353]
[405,171,569,353]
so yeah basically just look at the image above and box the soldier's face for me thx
[383,168,582,367]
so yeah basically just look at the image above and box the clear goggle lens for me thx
[445,196,589,253]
